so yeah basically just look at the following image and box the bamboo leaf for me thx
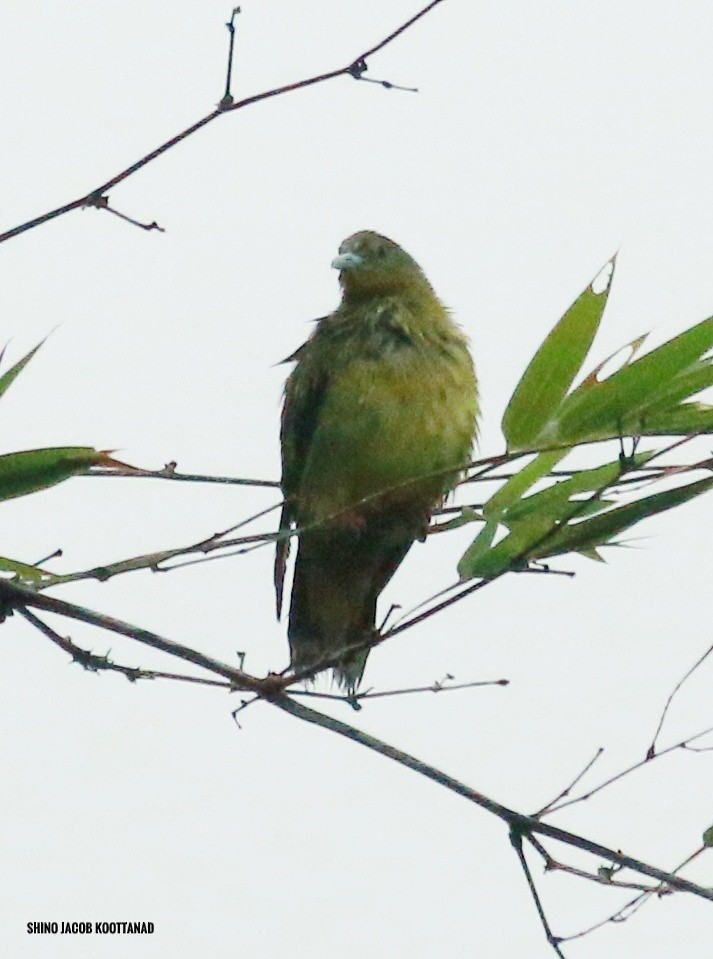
[642,361,713,414]
[0,556,52,582]
[578,547,606,562]
[638,403,713,436]
[484,449,568,521]
[457,520,499,579]
[541,476,713,558]
[0,340,45,401]
[0,447,115,501]
[459,518,552,580]
[553,316,713,443]
[502,259,614,451]
[504,454,653,525]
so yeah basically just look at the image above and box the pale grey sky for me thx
[1,2,712,957]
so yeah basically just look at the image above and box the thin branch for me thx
[543,725,713,816]
[221,7,241,105]
[528,836,654,893]
[0,579,265,692]
[0,1,447,245]
[510,829,566,958]
[535,748,605,816]
[270,693,713,901]
[37,502,282,588]
[557,845,707,943]
[648,641,713,756]
[89,461,280,488]
[18,608,233,689]
[355,676,509,701]
[97,200,165,232]
[281,676,509,705]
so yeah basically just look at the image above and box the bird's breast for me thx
[297,341,477,525]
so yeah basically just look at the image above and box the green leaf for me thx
[642,361,713,414]
[0,340,45,401]
[484,449,569,521]
[457,520,498,579]
[554,316,713,444]
[0,447,114,501]
[703,825,713,848]
[502,259,614,451]
[505,454,653,525]
[638,403,713,436]
[0,556,52,582]
[541,475,713,558]
[579,547,606,562]
[459,517,552,580]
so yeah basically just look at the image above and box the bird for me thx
[274,230,478,694]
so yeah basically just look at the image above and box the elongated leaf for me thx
[638,403,713,436]
[579,333,649,386]
[554,316,713,443]
[457,520,499,579]
[642,361,713,414]
[579,547,606,562]
[502,260,614,451]
[507,489,615,525]
[0,447,114,501]
[459,516,553,580]
[542,475,713,558]
[505,453,653,525]
[432,505,482,534]
[484,448,568,521]
[0,556,52,582]
[0,340,45,401]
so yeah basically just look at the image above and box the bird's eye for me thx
[376,246,386,257]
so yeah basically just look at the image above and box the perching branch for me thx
[270,693,713,902]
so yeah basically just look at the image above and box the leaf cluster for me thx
[459,260,713,581]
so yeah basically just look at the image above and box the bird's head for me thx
[332,231,432,297]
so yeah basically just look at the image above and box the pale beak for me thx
[331,251,364,271]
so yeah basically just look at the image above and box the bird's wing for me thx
[274,344,331,619]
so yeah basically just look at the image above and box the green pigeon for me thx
[275,230,478,693]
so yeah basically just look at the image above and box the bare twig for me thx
[535,747,605,816]
[557,845,707,943]
[648,641,713,756]
[280,676,509,704]
[89,461,280,488]
[0,579,265,692]
[18,608,234,689]
[528,836,654,893]
[37,501,282,589]
[220,7,241,106]
[0,1,447,244]
[355,676,509,701]
[270,693,713,901]
[510,829,566,958]
[543,726,713,816]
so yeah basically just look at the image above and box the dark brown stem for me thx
[270,693,713,901]
[0,1,446,245]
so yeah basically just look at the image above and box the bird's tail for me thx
[287,519,417,694]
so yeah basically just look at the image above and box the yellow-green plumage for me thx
[275,231,478,692]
